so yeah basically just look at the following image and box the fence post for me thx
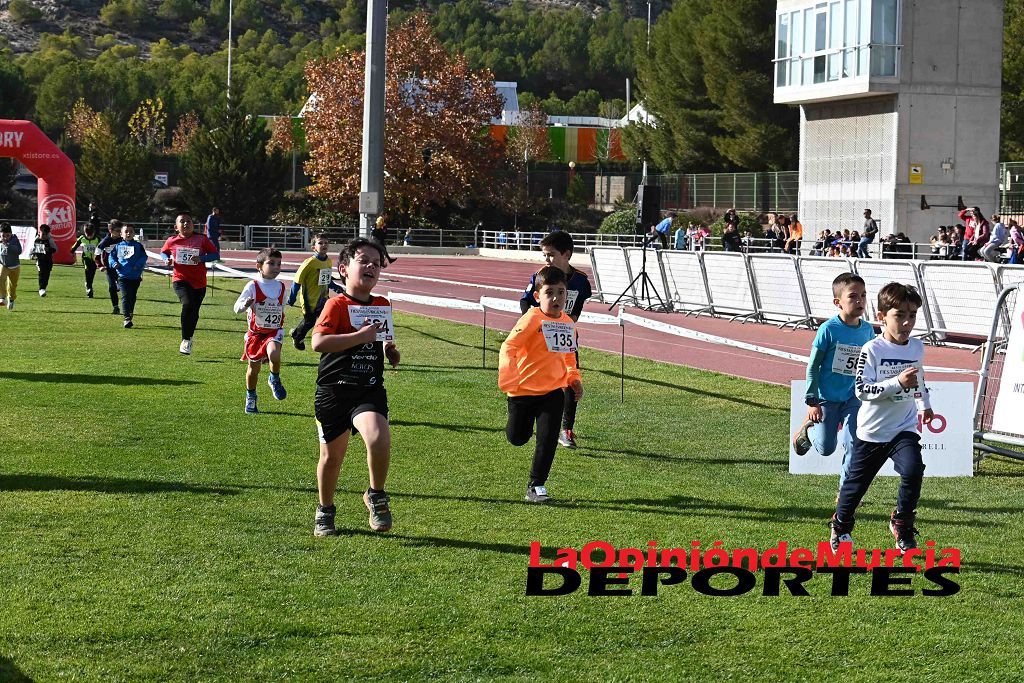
[302,227,309,251]
[474,225,479,248]
[244,224,251,249]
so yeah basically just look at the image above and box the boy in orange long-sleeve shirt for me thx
[499,266,583,503]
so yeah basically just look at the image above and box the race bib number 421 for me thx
[541,320,577,353]
[349,305,395,342]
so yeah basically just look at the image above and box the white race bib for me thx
[317,268,333,286]
[566,290,579,314]
[32,243,46,255]
[878,361,922,403]
[831,343,861,376]
[253,300,284,329]
[541,320,577,353]
[176,247,199,265]
[349,305,395,342]
[119,245,136,260]
[83,244,96,256]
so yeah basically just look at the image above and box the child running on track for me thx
[519,231,592,449]
[502,265,583,503]
[311,238,400,536]
[0,222,21,310]
[160,212,220,355]
[31,224,57,297]
[71,224,101,298]
[830,282,933,555]
[234,248,288,414]
[96,220,123,314]
[288,232,341,351]
[110,224,148,328]
[792,273,875,494]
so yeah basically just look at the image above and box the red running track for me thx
[219,251,980,387]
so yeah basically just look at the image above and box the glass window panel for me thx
[777,61,789,87]
[829,2,843,48]
[870,0,898,76]
[815,11,827,51]
[777,13,789,59]
[860,0,871,45]
[814,55,827,83]
[804,8,815,53]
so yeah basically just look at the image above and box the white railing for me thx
[590,246,1018,343]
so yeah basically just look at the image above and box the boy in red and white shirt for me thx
[233,248,287,414]
[160,212,219,355]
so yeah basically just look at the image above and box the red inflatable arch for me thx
[0,119,77,265]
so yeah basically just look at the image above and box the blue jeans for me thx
[835,431,924,525]
[857,237,872,258]
[809,396,860,489]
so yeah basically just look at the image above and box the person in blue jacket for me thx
[111,223,148,329]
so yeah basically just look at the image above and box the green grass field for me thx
[1,265,1023,681]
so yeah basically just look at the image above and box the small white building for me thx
[774,0,1003,240]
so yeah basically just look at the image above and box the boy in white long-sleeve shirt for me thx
[830,282,934,555]
[234,248,287,414]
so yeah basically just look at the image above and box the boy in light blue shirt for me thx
[793,273,875,489]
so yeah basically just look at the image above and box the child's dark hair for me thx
[832,272,865,298]
[109,219,123,231]
[256,247,282,266]
[339,237,385,267]
[534,265,567,289]
[0,222,10,234]
[311,231,328,245]
[38,223,50,234]
[540,230,574,255]
[877,282,923,314]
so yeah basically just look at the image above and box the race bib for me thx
[566,290,579,314]
[32,243,46,255]
[253,301,284,329]
[878,361,922,403]
[317,268,333,286]
[831,343,861,376]
[176,247,199,265]
[119,245,136,259]
[349,305,395,342]
[541,320,577,353]
[83,244,96,256]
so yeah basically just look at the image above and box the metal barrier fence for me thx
[589,245,1024,342]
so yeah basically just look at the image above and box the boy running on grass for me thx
[830,282,933,554]
[288,232,341,351]
[234,248,288,414]
[502,265,583,503]
[311,238,400,536]
[519,231,592,449]
[793,273,875,493]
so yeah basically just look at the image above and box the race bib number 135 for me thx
[541,320,577,353]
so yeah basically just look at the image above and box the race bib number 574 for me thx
[349,305,395,342]
[541,320,577,353]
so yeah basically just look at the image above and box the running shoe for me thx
[268,373,287,400]
[289,328,305,351]
[525,485,551,503]
[39,289,45,297]
[828,514,854,552]
[558,429,578,449]
[245,393,258,414]
[86,287,93,298]
[6,300,13,310]
[792,419,813,456]
[363,489,393,532]
[314,503,339,537]
[889,510,918,554]
[179,339,192,355]
[123,318,133,329]
[112,307,120,315]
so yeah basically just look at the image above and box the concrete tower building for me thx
[774,0,1003,242]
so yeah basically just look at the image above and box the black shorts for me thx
[314,384,388,444]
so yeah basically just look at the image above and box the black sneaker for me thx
[123,318,133,329]
[289,329,306,351]
[314,503,338,537]
[112,307,121,315]
[889,510,918,554]
[525,484,551,503]
[363,489,393,532]
[792,419,813,456]
[829,514,854,552]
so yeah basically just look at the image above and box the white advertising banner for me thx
[990,292,1024,434]
[789,380,974,477]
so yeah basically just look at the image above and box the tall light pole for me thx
[227,0,234,105]
[359,0,388,237]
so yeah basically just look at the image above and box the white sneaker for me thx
[6,300,13,310]
[0,298,5,305]
[39,289,46,297]
[525,485,551,503]
[179,339,192,355]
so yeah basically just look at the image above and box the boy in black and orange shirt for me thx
[502,266,583,503]
[311,238,400,537]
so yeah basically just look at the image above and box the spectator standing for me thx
[723,209,740,232]
[858,209,879,258]
[980,214,1007,262]
[673,224,685,250]
[0,222,22,310]
[205,207,222,253]
[652,212,674,250]
[958,207,987,260]
[87,202,103,233]
[371,213,398,264]
[722,223,742,252]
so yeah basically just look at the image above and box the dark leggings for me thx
[561,350,580,430]
[291,299,326,343]
[172,281,207,340]
[37,260,53,290]
[105,267,119,307]
[84,258,96,291]
[836,431,925,526]
[118,277,141,320]
[507,388,565,487]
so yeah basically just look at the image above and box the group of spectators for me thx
[925,208,1024,263]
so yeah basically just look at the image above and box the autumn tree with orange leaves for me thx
[303,14,505,217]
